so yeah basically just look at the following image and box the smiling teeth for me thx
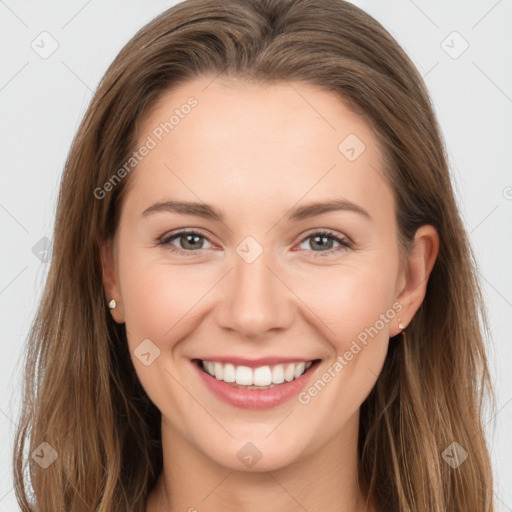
[201,360,313,387]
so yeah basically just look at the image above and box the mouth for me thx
[192,357,321,409]
[193,358,320,390]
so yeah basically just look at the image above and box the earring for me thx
[398,318,405,330]
[108,299,117,309]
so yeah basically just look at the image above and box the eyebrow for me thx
[141,198,372,222]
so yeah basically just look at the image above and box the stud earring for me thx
[108,299,117,309]
[398,318,405,330]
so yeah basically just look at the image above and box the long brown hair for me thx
[13,0,496,510]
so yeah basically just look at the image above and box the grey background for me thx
[1,0,511,510]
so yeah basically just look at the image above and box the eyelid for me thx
[299,227,349,242]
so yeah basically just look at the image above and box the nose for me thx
[214,247,295,339]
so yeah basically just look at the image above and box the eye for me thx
[297,229,352,258]
[158,229,214,255]
[158,228,352,258]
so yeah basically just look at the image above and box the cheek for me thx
[292,259,398,350]
[116,234,230,368]
[120,255,212,343]
[116,248,212,417]
[291,264,398,430]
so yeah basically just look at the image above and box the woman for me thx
[13,0,496,510]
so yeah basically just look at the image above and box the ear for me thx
[100,238,125,324]
[391,225,439,336]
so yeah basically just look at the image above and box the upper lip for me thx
[193,356,319,368]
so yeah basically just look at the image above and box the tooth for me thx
[294,362,306,379]
[214,362,223,380]
[235,365,253,385]
[271,364,285,384]
[284,363,295,382]
[201,360,315,385]
[253,366,272,386]
[223,363,236,383]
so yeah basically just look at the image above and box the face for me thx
[102,76,434,472]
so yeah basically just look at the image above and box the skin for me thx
[101,76,439,512]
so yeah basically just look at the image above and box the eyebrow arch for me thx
[141,201,224,221]
[141,198,372,222]
[286,199,372,222]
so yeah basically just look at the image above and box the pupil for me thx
[183,234,201,249]
[313,235,332,250]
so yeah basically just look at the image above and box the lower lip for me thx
[193,359,320,410]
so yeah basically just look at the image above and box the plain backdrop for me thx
[1,0,511,510]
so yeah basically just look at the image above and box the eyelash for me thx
[158,228,352,258]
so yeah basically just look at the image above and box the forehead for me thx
[125,76,394,225]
